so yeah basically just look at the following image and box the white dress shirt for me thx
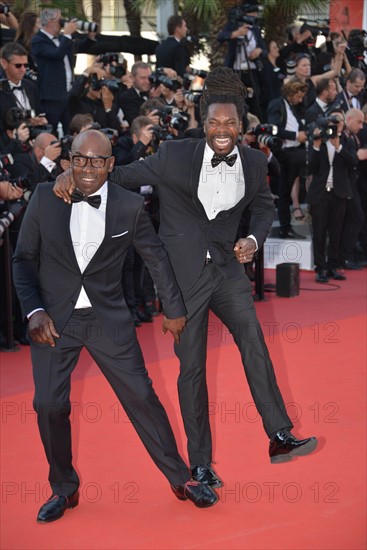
[9,80,32,111]
[198,144,258,252]
[284,100,300,148]
[70,181,108,308]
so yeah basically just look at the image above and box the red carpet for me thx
[1,269,366,549]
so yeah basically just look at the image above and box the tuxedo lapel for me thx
[56,201,80,273]
[189,139,207,217]
[84,182,119,273]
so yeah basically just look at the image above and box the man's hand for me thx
[14,122,30,142]
[329,135,340,150]
[54,167,75,203]
[101,86,114,110]
[44,141,61,161]
[357,148,367,161]
[0,181,23,200]
[249,47,262,60]
[297,131,307,143]
[28,311,60,347]
[162,315,187,344]
[63,19,79,36]
[234,238,257,263]
[138,124,154,146]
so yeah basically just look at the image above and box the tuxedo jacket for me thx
[8,152,59,186]
[119,87,145,125]
[31,31,94,102]
[0,78,42,132]
[267,97,305,141]
[307,139,358,205]
[155,37,188,77]
[110,138,275,292]
[335,89,366,114]
[305,101,325,125]
[13,182,186,342]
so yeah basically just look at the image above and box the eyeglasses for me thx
[9,62,29,69]
[71,155,111,168]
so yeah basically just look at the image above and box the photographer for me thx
[7,132,62,185]
[306,78,338,123]
[0,109,30,157]
[258,40,285,118]
[68,64,120,130]
[217,2,266,119]
[31,8,97,133]
[0,2,18,47]
[335,68,366,113]
[114,115,154,166]
[307,112,356,283]
[267,78,308,236]
[158,79,199,130]
[0,42,47,134]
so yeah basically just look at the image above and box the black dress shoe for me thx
[326,270,346,280]
[279,228,306,240]
[171,481,218,508]
[315,271,329,283]
[269,431,318,464]
[191,464,223,488]
[37,491,79,522]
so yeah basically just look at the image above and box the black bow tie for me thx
[11,84,23,91]
[71,189,101,209]
[211,153,237,168]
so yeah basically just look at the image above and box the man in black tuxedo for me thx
[305,78,338,124]
[307,114,357,283]
[335,68,366,114]
[118,61,153,126]
[0,42,46,134]
[12,130,218,523]
[55,68,318,487]
[155,15,189,77]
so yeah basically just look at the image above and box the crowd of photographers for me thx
[0,2,366,346]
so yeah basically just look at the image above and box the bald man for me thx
[8,132,62,186]
[12,130,218,523]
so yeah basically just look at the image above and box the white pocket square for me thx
[111,231,129,238]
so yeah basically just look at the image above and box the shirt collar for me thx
[204,143,239,162]
[40,28,57,40]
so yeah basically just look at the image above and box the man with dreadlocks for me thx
[54,67,318,492]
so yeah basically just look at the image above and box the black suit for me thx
[110,138,292,466]
[13,181,190,496]
[155,36,188,77]
[119,87,145,125]
[305,100,326,124]
[0,78,42,133]
[334,89,366,114]
[307,140,357,271]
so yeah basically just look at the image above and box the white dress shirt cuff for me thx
[27,307,45,319]
[40,156,56,173]
[247,235,258,251]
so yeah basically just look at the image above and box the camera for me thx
[286,60,297,77]
[24,68,38,83]
[189,68,208,79]
[59,18,98,33]
[230,3,263,28]
[99,53,119,65]
[89,73,119,92]
[51,136,74,161]
[109,65,126,79]
[158,106,190,133]
[247,124,282,152]
[183,90,202,105]
[151,124,174,144]
[149,70,182,92]
[308,115,340,142]
[0,153,14,171]
[299,19,330,44]
[0,3,11,15]
[0,201,25,245]
[99,127,118,145]
[7,107,53,139]
[347,29,367,61]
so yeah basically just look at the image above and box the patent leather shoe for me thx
[315,271,329,283]
[269,430,318,463]
[37,491,79,522]
[191,464,223,488]
[326,270,346,280]
[171,481,218,508]
[279,228,306,240]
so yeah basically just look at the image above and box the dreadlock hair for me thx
[200,67,246,122]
